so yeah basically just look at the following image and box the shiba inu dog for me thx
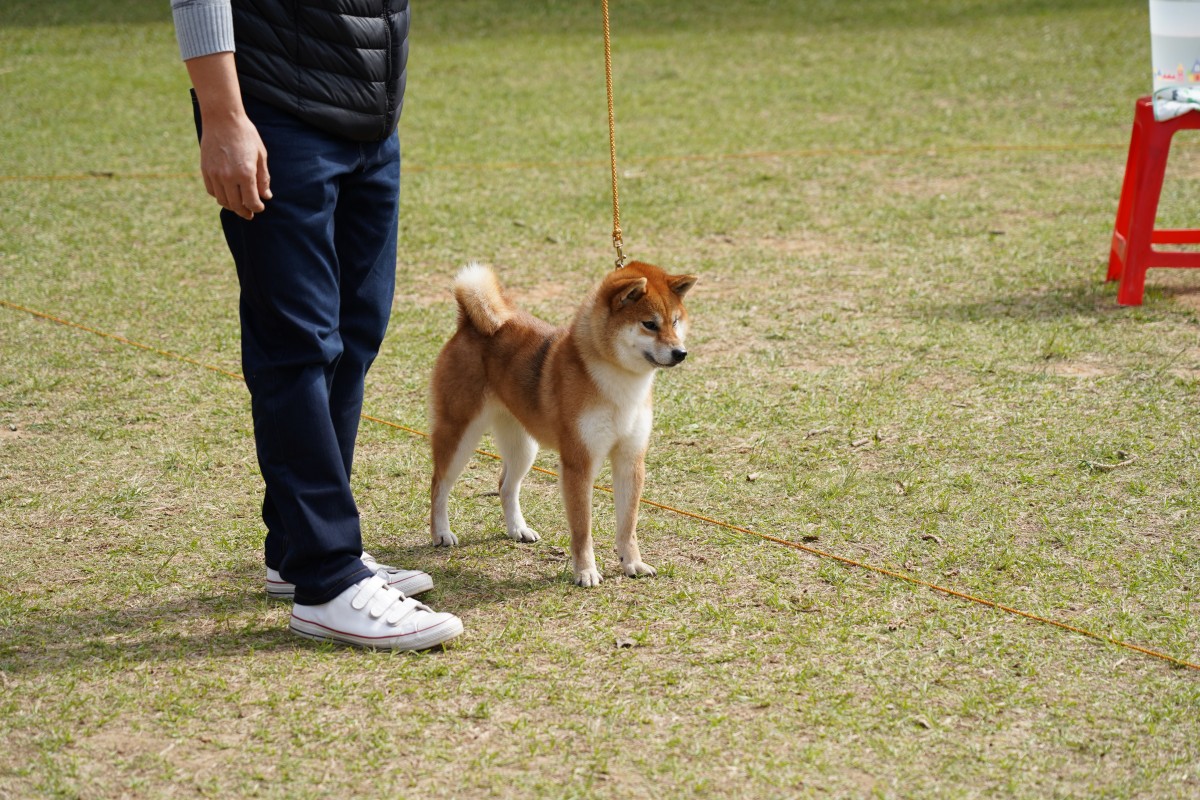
[429,261,697,586]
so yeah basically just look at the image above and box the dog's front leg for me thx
[613,445,655,578]
[493,416,541,543]
[561,455,602,587]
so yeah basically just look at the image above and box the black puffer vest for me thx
[231,0,409,142]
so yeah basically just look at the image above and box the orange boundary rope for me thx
[4,297,1198,672]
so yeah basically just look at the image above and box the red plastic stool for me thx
[1108,96,1200,305]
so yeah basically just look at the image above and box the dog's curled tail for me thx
[453,263,514,336]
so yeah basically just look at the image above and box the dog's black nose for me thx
[670,348,688,364]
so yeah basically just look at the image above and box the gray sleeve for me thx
[170,0,235,61]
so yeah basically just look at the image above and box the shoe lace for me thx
[349,574,433,625]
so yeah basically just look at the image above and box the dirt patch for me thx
[1042,361,1116,379]
[755,234,843,259]
[884,174,974,199]
[1168,288,1200,314]
[69,723,255,795]
[504,279,578,309]
[696,232,849,261]
[396,271,581,320]
[1009,360,1117,379]
[394,286,452,310]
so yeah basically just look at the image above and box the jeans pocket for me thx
[190,88,203,145]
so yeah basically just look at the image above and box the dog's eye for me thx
[641,320,659,332]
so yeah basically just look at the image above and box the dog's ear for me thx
[669,274,697,299]
[610,276,649,310]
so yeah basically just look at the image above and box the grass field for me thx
[2,0,1199,797]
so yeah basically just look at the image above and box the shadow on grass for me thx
[0,555,562,676]
[376,540,573,614]
[913,277,1166,323]
[0,590,294,677]
[1151,284,1200,314]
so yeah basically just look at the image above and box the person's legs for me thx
[221,96,374,606]
[327,132,401,482]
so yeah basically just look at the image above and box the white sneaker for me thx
[289,574,464,650]
[266,551,434,599]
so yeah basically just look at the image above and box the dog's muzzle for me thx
[645,348,688,368]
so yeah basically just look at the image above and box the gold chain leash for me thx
[601,0,626,268]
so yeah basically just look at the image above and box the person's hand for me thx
[198,113,272,220]
[184,51,272,220]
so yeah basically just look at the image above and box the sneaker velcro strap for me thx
[351,575,389,611]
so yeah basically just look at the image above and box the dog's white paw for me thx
[507,525,541,543]
[622,560,657,578]
[431,529,459,547]
[574,568,603,588]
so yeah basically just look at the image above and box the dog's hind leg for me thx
[430,407,491,547]
[612,445,655,578]
[492,412,541,543]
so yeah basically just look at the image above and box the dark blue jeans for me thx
[205,95,399,605]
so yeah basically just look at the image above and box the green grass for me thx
[2,0,1200,797]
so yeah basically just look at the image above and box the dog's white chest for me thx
[577,399,652,459]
